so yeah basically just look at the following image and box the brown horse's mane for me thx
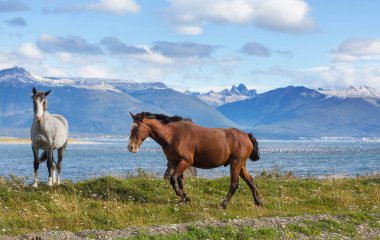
[136,112,192,125]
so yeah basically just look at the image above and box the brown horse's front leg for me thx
[169,160,190,203]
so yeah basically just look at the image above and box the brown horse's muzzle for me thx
[128,143,139,153]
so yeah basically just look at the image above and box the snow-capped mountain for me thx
[185,84,257,107]
[319,85,380,99]
[0,67,167,92]
[218,86,380,138]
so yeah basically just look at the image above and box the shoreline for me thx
[0,138,98,145]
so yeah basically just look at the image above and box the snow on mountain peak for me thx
[319,85,380,99]
[185,83,257,107]
[0,66,30,77]
[0,66,167,93]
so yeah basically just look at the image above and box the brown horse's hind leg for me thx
[169,160,190,203]
[240,166,263,207]
[221,162,241,209]
[163,162,173,180]
[177,174,184,190]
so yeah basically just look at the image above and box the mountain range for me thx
[1,67,380,139]
[217,86,380,139]
[0,67,235,136]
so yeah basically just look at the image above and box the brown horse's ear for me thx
[45,89,51,96]
[129,111,135,119]
[32,87,37,95]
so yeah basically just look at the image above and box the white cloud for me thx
[77,65,113,78]
[332,38,380,62]
[312,65,380,89]
[15,43,44,60]
[43,66,68,77]
[176,25,203,35]
[166,0,315,34]
[132,46,174,64]
[87,0,140,15]
[53,52,105,66]
[252,0,314,32]
[252,64,380,90]
[46,0,139,15]
[301,65,380,89]
[37,34,103,55]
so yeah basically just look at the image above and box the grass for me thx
[131,226,278,240]
[0,171,379,236]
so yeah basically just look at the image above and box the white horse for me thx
[30,87,68,187]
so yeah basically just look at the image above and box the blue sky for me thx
[0,0,379,92]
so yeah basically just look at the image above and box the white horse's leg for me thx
[57,141,67,185]
[52,167,56,185]
[52,160,57,185]
[33,172,38,188]
[32,146,39,188]
[47,148,54,187]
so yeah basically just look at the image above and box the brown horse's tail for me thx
[248,133,260,161]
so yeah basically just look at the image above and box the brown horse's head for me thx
[128,112,150,153]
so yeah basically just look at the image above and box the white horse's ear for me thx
[32,87,37,95]
[45,89,51,96]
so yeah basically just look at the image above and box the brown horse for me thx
[128,112,262,209]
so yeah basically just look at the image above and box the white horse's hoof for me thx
[47,177,53,187]
[32,183,38,188]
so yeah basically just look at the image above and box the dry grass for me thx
[0,172,379,236]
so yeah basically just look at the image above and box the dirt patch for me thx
[4,213,380,240]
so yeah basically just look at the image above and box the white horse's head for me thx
[31,87,51,123]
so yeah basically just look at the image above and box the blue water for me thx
[0,139,379,182]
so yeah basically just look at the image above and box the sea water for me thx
[0,139,379,182]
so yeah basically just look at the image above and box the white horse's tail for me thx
[38,151,48,163]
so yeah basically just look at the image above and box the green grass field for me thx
[0,171,379,237]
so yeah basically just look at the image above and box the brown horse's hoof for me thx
[179,196,190,204]
[221,200,228,209]
[182,196,190,203]
[254,204,263,209]
[255,200,263,207]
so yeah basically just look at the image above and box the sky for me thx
[0,0,380,93]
